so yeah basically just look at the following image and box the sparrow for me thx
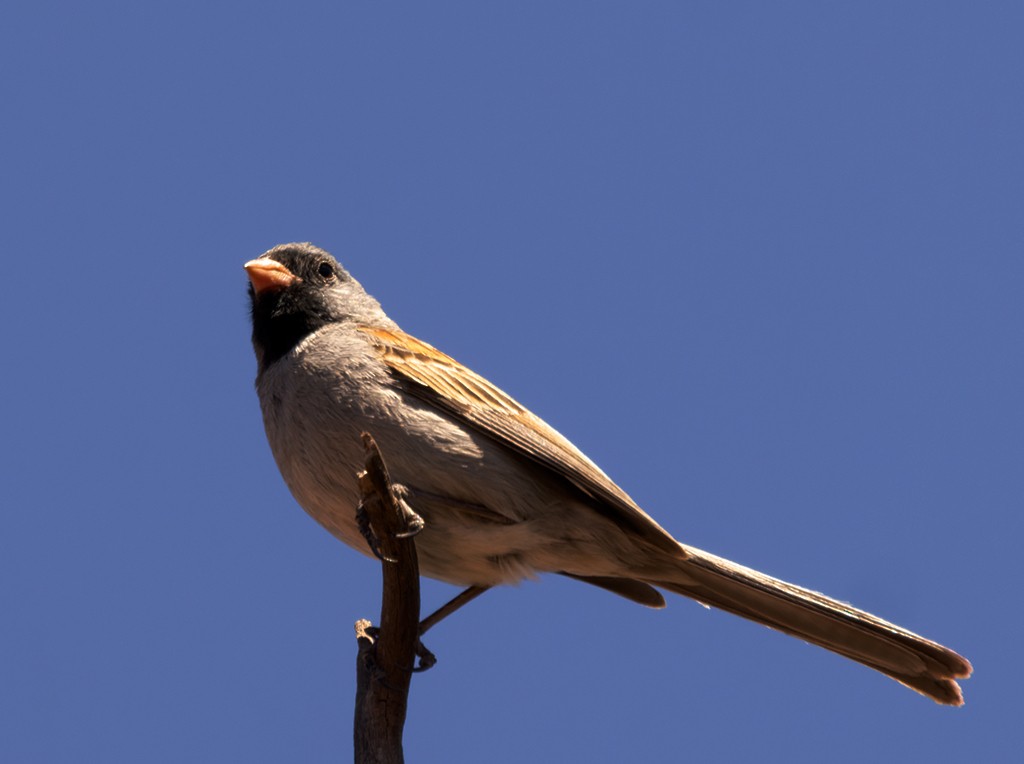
[245,242,971,705]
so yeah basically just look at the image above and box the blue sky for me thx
[2,2,1021,761]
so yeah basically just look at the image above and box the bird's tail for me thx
[648,544,971,705]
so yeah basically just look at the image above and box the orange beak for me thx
[244,258,299,293]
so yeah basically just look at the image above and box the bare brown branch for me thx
[352,434,422,764]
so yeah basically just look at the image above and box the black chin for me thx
[250,286,334,371]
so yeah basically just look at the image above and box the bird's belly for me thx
[256,355,592,588]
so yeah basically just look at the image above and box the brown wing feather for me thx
[357,325,685,556]
[356,326,972,704]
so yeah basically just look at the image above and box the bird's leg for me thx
[419,585,492,635]
[358,474,489,670]
[411,585,491,672]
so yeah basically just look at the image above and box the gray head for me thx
[245,242,390,371]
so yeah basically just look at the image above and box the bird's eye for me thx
[317,262,335,280]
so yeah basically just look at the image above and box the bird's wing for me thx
[357,325,685,556]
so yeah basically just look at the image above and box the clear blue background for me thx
[2,2,1020,761]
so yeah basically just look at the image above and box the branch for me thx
[353,433,422,764]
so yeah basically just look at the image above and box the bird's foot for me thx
[357,484,423,561]
[392,484,425,539]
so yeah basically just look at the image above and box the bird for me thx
[244,242,971,705]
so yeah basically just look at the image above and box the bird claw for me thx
[412,639,437,672]
[392,485,425,538]
[356,485,424,561]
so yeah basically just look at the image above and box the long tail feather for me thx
[651,545,971,705]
